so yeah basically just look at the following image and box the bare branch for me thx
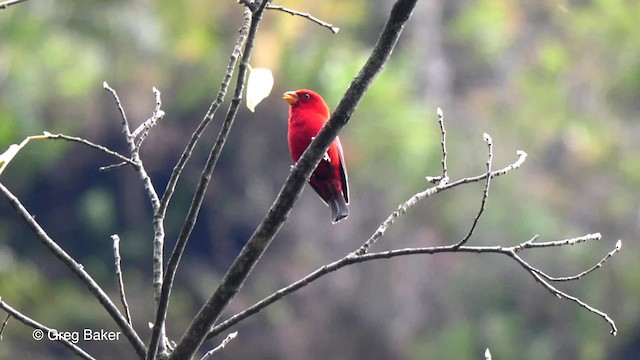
[453,133,493,248]
[112,234,132,325]
[200,331,238,360]
[355,148,525,256]
[506,250,617,335]
[0,0,28,10]
[514,233,601,251]
[210,234,618,338]
[0,183,147,358]
[103,82,133,140]
[42,132,136,167]
[267,4,340,33]
[426,107,448,184]
[133,87,165,149]
[541,239,621,282]
[99,162,128,171]
[0,299,96,360]
[0,312,9,339]
[154,5,259,360]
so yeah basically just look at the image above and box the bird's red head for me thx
[283,89,330,118]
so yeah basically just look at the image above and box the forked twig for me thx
[507,249,618,335]
[103,82,168,356]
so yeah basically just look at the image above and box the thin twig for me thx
[437,107,448,182]
[267,4,340,33]
[453,133,493,248]
[177,0,419,357]
[99,161,128,171]
[426,107,448,184]
[0,0,28,9]
[0,182,147,358]
[112,234,132,325]
[42,132,136,167]
[512,237,621,283]
[0,312,9,339]
[103,82,133,140]
[515,233,601,251]
[200,331,238,360]
[0,299,96,360]
[541,239,621,281]
[133,87,165,150]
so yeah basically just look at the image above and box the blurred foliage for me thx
[0,0,638,359]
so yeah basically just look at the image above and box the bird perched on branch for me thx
[283,89,349,223]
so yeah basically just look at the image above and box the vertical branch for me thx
[437,107,448,182]
[147,4,260,360]
[146,14,253,355]
[168,0,419,358]
[104,83,167,354]
[453,133,493,248]
[112,234,132,325]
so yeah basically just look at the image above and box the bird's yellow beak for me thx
[283,91,298,105]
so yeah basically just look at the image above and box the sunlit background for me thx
[0,0,638,359]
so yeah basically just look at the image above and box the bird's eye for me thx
[302,93,311,100]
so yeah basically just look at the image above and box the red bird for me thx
[283,89,349,223]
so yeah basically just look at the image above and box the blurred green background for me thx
[0,0,638,359]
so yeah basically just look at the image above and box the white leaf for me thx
[0,135,49,176]
[246,67,274,112]
[0,138,30,176]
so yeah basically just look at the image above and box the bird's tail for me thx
[329,196,349,224]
